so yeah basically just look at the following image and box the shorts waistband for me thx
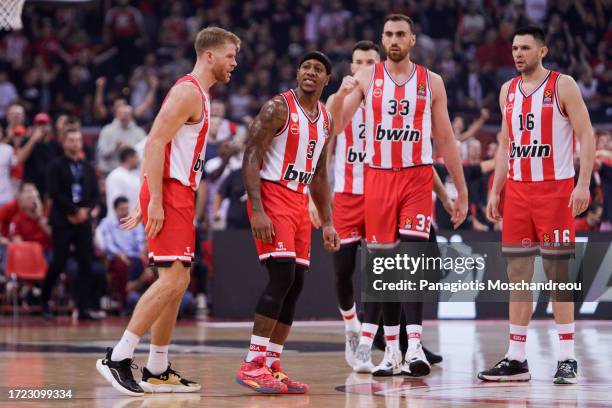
[367,164,432,172]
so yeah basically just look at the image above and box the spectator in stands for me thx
[574,202,603,232]
[214,166,249,230]
[105,147,140,219]
[42,127,100,320]
[0,127,18,206]
[453,108,490,161]
[8,183,51,253]
[17,113,63,197]
[96,104,146,175]
[98,196,145,309]
[0,72,19,122]
[103,0,146,78]
[0,183,37,245]
[4,103,25,136]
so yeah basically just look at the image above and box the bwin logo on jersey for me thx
[375,124,421,142]
[509,140,551,158]
[346,147,366,163]
[193,157,205,172]
[283,164,314,184]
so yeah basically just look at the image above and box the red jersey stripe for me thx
[371,63,384,167]
[343,117,354,192]
[541,72,558,180]
[519,88,534,181]
[280,91,300,190]
[188,93,209,189]
[411,65,427,166]
[506,78,519,180]
[391,77,405,168]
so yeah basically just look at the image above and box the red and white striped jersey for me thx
[504,70,575,182]
[334,106,366,194]
[161,74,210,190]
[259,90,331,194]
[364,62,433,169]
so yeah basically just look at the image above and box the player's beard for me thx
[213,64,230,84]
[517,59,538,75]
[385,46,409,62]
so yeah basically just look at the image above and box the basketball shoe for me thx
[235,356,287,394]
[139,364,201,393]
[372,346,402,376]
[270,360,309,393]
[553,359,578,384]
[345,331,359,368]
[401,343,431,377]
[95,347,144,396]
[353,344,375,373]
[477,358,531,382]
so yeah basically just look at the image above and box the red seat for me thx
[7,242,47,281]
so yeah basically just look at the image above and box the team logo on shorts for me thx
[542,233,551,246]
[404,217,413,229]
[291,113,299,122]
[417,82,426,97]
[375,79,383,87]
[276,241,286,251]
[521,238,532,248]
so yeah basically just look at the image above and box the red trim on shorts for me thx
[411,65,427,166]
[371,63,384,167]
[559,333,574,341]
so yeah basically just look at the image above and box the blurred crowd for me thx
[0,0,610,317]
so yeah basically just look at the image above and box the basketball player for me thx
[328,14,468,377]
[479,26,594,385]
[325,40,381,371]
[96,27,240,396]
[237,51,340,394]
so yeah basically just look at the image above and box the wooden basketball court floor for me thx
[0,318,611,407]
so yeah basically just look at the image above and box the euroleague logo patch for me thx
[404,217,413,229]
[542,89,553,106]
[417,82,427,98]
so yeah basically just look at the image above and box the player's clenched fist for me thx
[337,76,358,97]
[322,225,340,252]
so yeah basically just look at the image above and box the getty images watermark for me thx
[360,241,603,303]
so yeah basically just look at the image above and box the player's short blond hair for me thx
[194,27,240,55]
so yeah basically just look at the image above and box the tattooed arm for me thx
[242,96,288,243]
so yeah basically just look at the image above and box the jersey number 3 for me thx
[306,140,316,159]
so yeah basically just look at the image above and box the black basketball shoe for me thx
[553,359,578,384]
[478,358,531,382]
[96,347,144,396]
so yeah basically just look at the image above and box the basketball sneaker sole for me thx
[235,376,287,394]
[95,359,144,397]
[477,372,531,382]
[139,381,201,393]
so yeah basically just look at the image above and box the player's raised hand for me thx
[145,199,165,238]
[322,225,340,252]
[337,76,358,97]
[451,193,468,229]
[251,209,275,243]
[486,193,502,223]
[568,184,590,217]
[121,202,142,230]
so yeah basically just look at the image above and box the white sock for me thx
[265,342,283,368]
[556,322,575,361]
[246,335,269,362]
[146,344,169,375]
[406,324,422,350]
[383,325,400,350]
[359,323,378,347]
[111,330,140,361]
[340,304,361,334]
[506,324,528,362]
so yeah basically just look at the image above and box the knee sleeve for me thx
[399,235,425,326]
[333,242,359,310]
[277,264,306,326]
[255,259,296,320]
